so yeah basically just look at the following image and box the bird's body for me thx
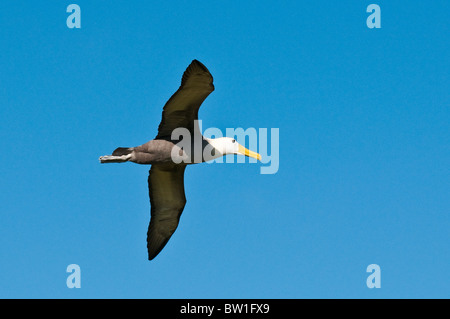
[100,137,224,165]
[99,60,261,260]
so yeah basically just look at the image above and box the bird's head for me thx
[206,137,262,161]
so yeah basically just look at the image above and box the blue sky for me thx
[0,1,449,298]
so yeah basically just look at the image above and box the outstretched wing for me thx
[147,164,187,260]
[155,60,214,139]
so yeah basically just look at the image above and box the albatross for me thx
[99,60,261,260]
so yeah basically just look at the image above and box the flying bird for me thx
[99,60,261,260]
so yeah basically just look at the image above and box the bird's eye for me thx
[232,139,236,143]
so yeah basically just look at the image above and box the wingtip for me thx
[179,59,213,88]
[189,59,208,71]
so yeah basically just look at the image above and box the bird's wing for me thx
[155,60,214,139]
[147,164,187,260]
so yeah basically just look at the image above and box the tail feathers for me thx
[112,147,133,156]
[99,147,133,163]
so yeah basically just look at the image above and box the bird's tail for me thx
[112,147,133,156]
[99,147,133,163]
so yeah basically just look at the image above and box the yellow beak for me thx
[238,144,262,161]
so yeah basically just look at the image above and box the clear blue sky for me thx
[0,1,448,298]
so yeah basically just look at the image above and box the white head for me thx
[204,137,261,161]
